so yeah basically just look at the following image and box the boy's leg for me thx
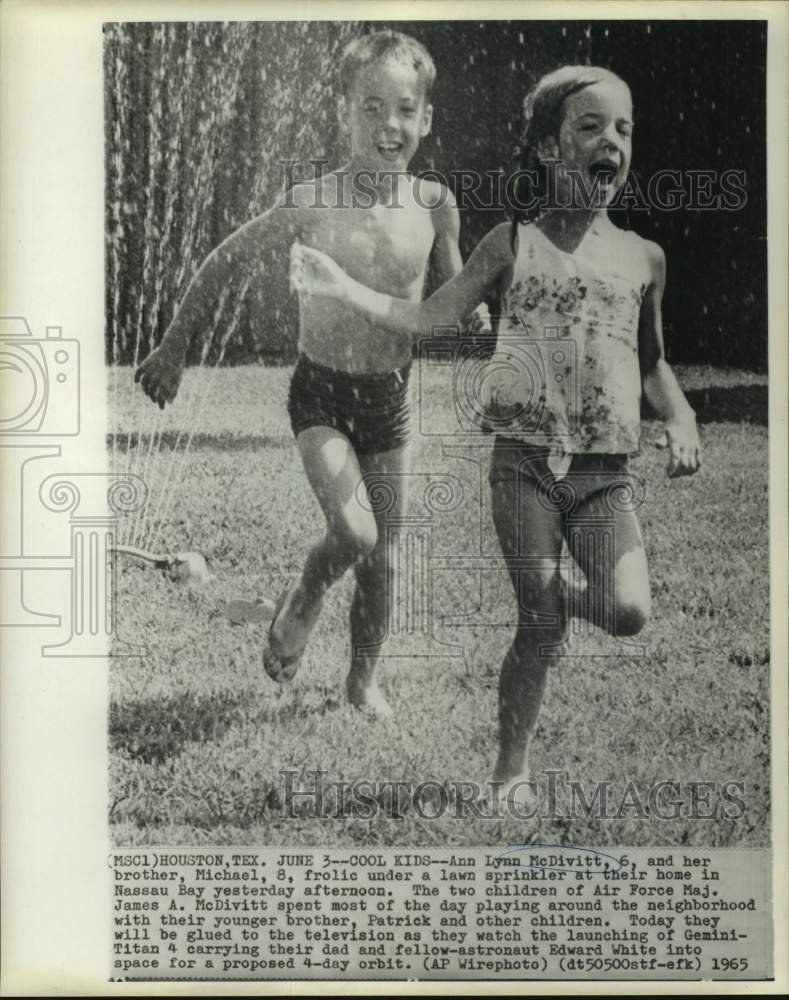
[271,425,378,661]
[347,442,411,716]
[490,465,566,794]
[566,496,650,638]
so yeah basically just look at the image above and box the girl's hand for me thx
[664,416,702,478]
[290,242,349,302]
[465,302,492,337]
[134,341,185,410]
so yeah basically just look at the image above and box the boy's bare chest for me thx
[303,205,435,292]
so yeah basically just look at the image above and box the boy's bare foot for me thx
[346,673,393,717]
[275,583,323,657]
[263,583,322,683]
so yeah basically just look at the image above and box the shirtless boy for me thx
[136,31,478,715]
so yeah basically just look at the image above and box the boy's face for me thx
[344,59,433,173]
[542,78,633,206]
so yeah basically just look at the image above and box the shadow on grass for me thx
[110,684,344,765]
[645,385,766,426]
[110,689,251,764]
[108,431,292,452]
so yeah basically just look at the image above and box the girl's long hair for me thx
[508,65,626,249]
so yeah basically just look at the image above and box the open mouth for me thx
[377,142,404,157]
[589,160,619,183]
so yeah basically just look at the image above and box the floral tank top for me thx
[483,222,650,456]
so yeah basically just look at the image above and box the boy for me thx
[136,30,481,715]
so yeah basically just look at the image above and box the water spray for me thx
[110,543,211,584]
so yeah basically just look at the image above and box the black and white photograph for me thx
[108,16,768,846]
[1,0,787,992]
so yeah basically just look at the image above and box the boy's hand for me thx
[134,342,185,409]
[290,242,348,302]
[664,416,702,478]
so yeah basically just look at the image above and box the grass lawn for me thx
[108,363,769,847]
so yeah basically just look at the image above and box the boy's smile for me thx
[344,59,432,175]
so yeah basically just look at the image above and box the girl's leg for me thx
[271,426,378,661]
[490,471,566,792]
[566,497,650,638]
[347,442,412,716]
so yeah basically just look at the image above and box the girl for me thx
[291,65,701,805]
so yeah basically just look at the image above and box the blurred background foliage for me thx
[104,19,767,369]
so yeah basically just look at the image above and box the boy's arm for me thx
[638,241,701,478]
[135,194,300,408]
[292,223,511,342]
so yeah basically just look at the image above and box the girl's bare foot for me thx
[492,757,537,816]
[495,773,538,816]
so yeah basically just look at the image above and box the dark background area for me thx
[104,19,767,370]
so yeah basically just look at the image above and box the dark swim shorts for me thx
[287,353,412,455]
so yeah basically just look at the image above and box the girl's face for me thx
[543,77,633,207]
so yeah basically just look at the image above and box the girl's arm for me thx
[135,193,300,408]
[425,186,491,334]
[292,222,512,342]
[638,241,702,477]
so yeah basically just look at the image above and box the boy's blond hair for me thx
[340,30,437,100]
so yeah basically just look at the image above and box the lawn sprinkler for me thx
[110,544,212,585]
